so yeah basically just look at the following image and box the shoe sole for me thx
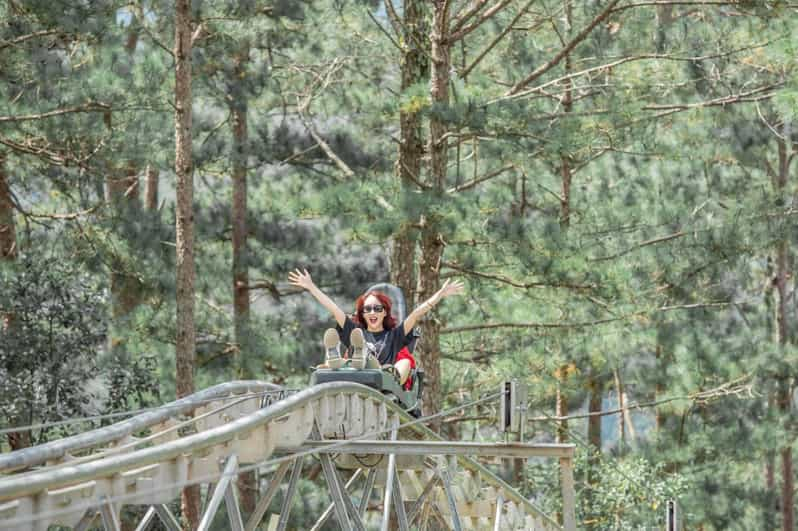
[323,329,345,369]
[350,328,366,369]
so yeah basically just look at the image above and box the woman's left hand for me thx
[438,278,465,299]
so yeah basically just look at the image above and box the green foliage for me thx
[0,252,157,443]
[1,0,797,527]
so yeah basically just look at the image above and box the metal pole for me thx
[359,467,377,518]
[407,474,440,525]
[132,507,155,531]
[153,504,182,531]
[74,509,99,531]
[318,453,355,531]
[392,471,409,531]
[310,469,363,531]
[224,469,245,531]
[493,494,504,531]
[667,499,679,531]
[560,456,577,531]
[438,464,463,531]
[275,457,303,531]
[198,455,239,531]
[244,461,290,531]
[381,425,399,531]
[99,495,121,531]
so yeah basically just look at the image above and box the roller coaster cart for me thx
[310,365,425,418]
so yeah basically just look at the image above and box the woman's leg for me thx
[394,358,412,384]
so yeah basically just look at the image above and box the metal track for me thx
[0,381,575,530]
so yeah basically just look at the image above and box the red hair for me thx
[353,291,397,329]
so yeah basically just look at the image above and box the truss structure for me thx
[0,380,576,530]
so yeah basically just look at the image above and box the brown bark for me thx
[586,370,604,527]
[145,164,159,210]
[0,157,16,261]
[764,255,777,530]
[418,225,444,428]
[174,0,199,527]
[0,156,28,450]
[559,0,574,229]
[229,42,256,515]
[655,343,666,432]
[390,0,428,301]
[614,369,626,452]
[555,381,568,444]
[587,373,603,450]
[773,132,794,531]
[554,0,574,448]
[230,44,251,380]
[770,129,794,531]
[429,2,451,192]
[107,164,142,321]
[417,1,451,430]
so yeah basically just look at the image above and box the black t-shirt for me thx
[337,316,413,365]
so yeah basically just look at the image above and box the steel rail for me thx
[0,382,398,501]
[0,381,281,473]
[0,381,564,530]
[300,440,576,458]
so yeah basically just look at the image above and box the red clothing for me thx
[396,347,416,390]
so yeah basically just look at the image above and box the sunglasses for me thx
[362,304,385,314]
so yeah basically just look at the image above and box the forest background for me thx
[1,0,797,529]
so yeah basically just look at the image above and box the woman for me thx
[287,269,464,385]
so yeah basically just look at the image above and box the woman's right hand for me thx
[288,268,315,291]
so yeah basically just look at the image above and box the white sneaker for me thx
[323,328,345,369]
[349,328,366,369]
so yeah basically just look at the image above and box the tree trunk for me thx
[106,164,142,321]
[763,256,777,530]
[0,155,29,450]
[586,370,603,525]
[614,369,626,453]
[418,225,444,427]
[0,156,16,261]
[654,342,666,432]
[587,373,603,451]
[555,0,574,448]
[418,1,451,430]
[145,164,159,211]
[230,44,251,381]
[559,0,574,229]
[229,42,257,515]
[773,132,794,531]
[555,382,568,443]
[174,1,199,527]
[390,0,429,302]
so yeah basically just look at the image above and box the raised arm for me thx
[288,269,347,327]
[404,279,465,335]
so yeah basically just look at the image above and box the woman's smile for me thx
[362,295,385,331]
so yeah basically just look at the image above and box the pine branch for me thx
[368,8,401,52]
[0,30,60,51]
[447,164,514,193]
[443,260,597,290]
[495,38,777,104]
[441,300,737,334]
[592,231,686,262]
[450,0,491,34]
[528,375,754,422]
[505,0,622,96]
[0,102,111,123]
[449,0,515,43]
[381,0,403,38]
[641,84,779,111]
[460,0,538,78]
[610,0,763,13]
[297,111,354,178]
